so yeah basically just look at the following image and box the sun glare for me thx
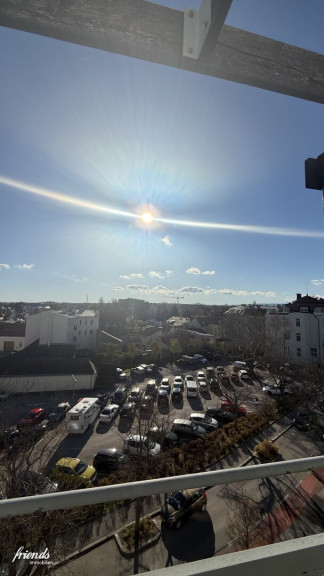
[141,211,154,224]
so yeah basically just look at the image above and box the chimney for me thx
[296,293,302,300]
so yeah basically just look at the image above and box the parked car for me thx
[119,402,136,420]
[145,380,158,398]
[139,395,154,417]
[147,427,179,450]
[0,426,20,449]
[123,435,161,457]
[99,404,119,424]
[16,470,58,497]
[51,457,97,488]
[48,402,71,424]
[189,413,218,431]
[160,488,207,528]
[119,372,128,381]
[184,374,194,383]
[216,366,225,374]
[198,378,208,392]
[171,385,183,401]
[93,448,126,475]
[206,367,214,378]
[157,389,169,409]
[173,376,184,391]
[205,406,234,423]
[96,392,110,408]
[159,379,171,394]
[293,410,317,431]
[171,419,206,442]
[221,400,247,416]
[128,387,142,406]
[17,408,46,429]
[112,387,127,406]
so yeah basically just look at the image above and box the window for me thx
[311,347,317,357]
[296,333,301,341]
[85,320,87,325]
[300,307,308,313]
[79,320,82,325]
[90,329,93,335]
[296,318,300,327]
[79,330,81,335]
[73,336,76,342]
[84,330,87,335]
[90,320,93,325]
[74,325,77,331]
[297,348,301,357]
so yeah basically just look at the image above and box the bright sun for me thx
[141,211,154,224]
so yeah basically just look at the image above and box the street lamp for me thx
[72,374,77,402]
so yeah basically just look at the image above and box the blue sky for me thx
[0,0,324,305]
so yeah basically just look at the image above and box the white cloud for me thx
[120,273,144,280]
[149,271,164,279]
[0,264,10,270]
[15,264,35,270]
[160,236,173,247]
[113,283,276,299]
[186,267,201,275]
[311,279,324,286]
[186,267,215,276]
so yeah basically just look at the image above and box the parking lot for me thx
[0,360,282,479]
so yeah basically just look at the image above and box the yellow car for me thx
[51,457,97,489]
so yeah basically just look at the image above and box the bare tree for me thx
[224,487,262,550]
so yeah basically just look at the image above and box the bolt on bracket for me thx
[183,0,211,60]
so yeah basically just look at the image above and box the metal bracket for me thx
[183,0,211,60]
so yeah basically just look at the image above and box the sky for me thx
[0,0,324,306]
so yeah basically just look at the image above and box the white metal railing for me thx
[0,455,323,576]
[0,455,323,518]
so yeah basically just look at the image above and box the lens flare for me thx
[1,175,324,239]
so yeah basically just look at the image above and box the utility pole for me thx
[305,152,324,216]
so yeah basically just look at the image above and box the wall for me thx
[0,372,97,394]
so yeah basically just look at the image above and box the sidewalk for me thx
[53,416,324,575]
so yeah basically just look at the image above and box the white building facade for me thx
[25,309,99,349]
[266,294,324,365]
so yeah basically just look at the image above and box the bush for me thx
[254,439,280,461]
[118,516,159,552]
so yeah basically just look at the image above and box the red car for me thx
[221,400,246,416]
[17,407,46,428]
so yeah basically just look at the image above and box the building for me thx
[25,309,99,350]
[266,293,324,365]
[0,320,26,353]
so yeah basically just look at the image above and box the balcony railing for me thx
[0,455,323,575]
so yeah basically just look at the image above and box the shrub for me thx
[118,516,158,552]
[254,439,280,461]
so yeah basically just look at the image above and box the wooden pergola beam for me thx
[0,0,323,103]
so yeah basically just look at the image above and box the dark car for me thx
[171,385,183,401]
[205,407,234,423]
[17,408,46,429]
[147,426,179,450]
[171,419,206,442]
[96,392,110,408]
[48,402,71,424]
[139,395,154,417]
[93,448,126,476]
[145,380,158,398]
[161,488,207,528]
[119,402,136,420]
[0,426,20,449]
[157,389,169,409]
[128,387,142,406]
[294,411,317,431]
[112,387,127,406]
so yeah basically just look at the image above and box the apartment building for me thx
[266,294,324,365]
[25,309,99,350]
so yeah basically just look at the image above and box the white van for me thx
[66,397,100,434]
[187,381,198,398]
[233,361,248,372]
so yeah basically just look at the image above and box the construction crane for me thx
[170,296,184,304]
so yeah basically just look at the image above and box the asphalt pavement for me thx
[53,416,324,576]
